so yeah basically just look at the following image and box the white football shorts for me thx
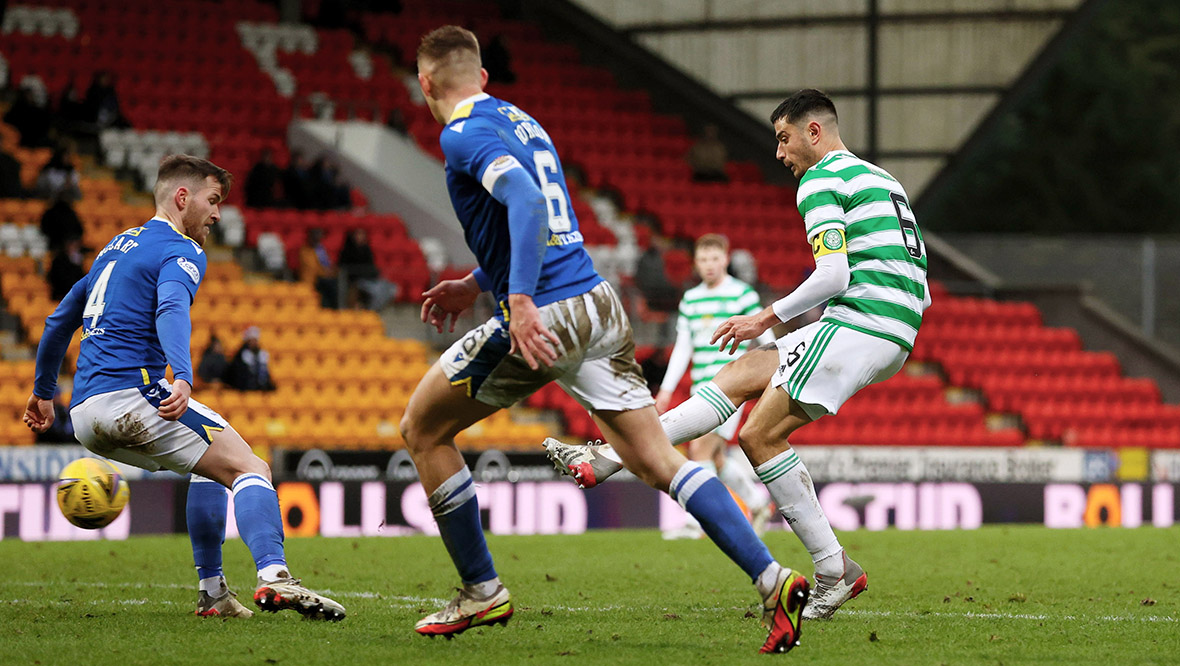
[439,281,654,411]
[70,379,229,475]
[772,320,908,420]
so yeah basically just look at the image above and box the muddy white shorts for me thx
[70,379,229,475]
[772,320,907,420]
[439,281,654,411]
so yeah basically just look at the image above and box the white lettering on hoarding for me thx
[0,484,129,541]
[818,483,982,531]
[1043,483,1175,528]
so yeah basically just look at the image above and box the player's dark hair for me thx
[417,25,480,64]
[695,233,729,254]
[154,154,232,203]
[770,89,838,126]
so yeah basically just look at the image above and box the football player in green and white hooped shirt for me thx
[545,89,930,621]
[657,233,775,539]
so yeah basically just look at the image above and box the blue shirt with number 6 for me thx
[439,92,601,317]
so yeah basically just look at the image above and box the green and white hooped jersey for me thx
[797,150,929,351]
[676,276,762,389]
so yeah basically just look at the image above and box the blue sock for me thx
[187,475,228,580]
[670,462,775,580]
[430,468,497,585]
[231,473,287,571]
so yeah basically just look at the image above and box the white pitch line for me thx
[842,609,1178,624]
[6,582,1175,623]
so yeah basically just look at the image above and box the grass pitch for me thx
[0,526,1175,665]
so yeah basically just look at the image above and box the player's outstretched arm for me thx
[657,314,693,412]
[155,280,195,420]
[25,277,86,433]
[712,250,850,354]
[421,270,484,333]
[711,308,781,355]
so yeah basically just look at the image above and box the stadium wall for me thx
[288,120,476,266]
[5,446,1178,541]
[562,0,1080,196]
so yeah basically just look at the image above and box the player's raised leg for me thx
[193,426,345,621]
[738,378,864,621]
[187,474,253,618]
[545,345,778,486]
[592,405,809,653]
[400,364,510,637]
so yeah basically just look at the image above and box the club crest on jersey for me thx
[823,230,843,250]
[813,228,846,257]
[177,257,201,284]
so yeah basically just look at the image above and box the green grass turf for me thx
[0,526,1176,665]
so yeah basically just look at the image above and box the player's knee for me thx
[399,412,432,453]
[226,456,270,484]
[737,422,767,453]
[248,457,272,482]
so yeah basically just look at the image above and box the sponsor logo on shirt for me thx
[178,257,201,284]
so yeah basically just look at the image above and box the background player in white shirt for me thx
[657,234,773,539]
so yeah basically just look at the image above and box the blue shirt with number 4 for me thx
[34,218,205,407]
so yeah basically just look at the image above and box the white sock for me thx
[198,575,224,595]
[465,576,501,600]
[755,450,843,578]
[754,561,783,599]
[660,382,736,445]
[258,563,290,583]
[720,452,769,511]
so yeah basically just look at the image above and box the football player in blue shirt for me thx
[23,155,345,621]
[403,26,808,653]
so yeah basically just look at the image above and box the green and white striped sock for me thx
[659,382,737,446]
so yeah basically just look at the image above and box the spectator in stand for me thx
[34,146,82,203]
[47,237,86,301]
[196,335,228,389]
[245,149,281,207]
[687,124,729,183]
[83,70,128,130]
[56,77,89,133]
[40,194,84,253]
[282,150,314,209]
[3,85,52,148]
[385,107,409,137]
[329,168,352,209]
[225,326,275,392]
[635,234,682,312]
[307,157,351,210]
[299,228,339,309]
[483,34,516,84]
[0,144,25,198]
[337,227,395,310]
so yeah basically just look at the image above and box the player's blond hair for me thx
[417,25,482,92]
[694,233,729,255]
[153,154,232,205]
